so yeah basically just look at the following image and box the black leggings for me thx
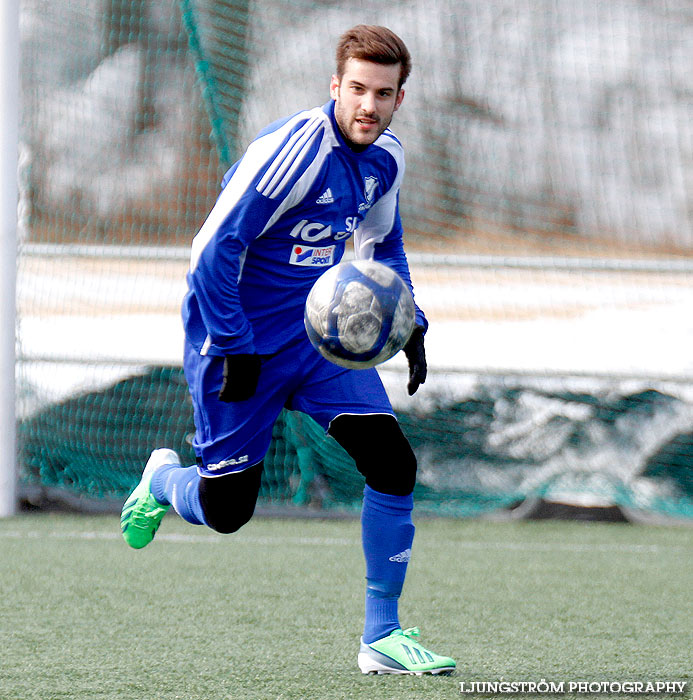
[199,413,417,533]
[198,461,263,534]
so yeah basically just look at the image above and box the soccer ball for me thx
[304,259,416,369]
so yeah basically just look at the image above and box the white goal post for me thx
[0,0,19,517]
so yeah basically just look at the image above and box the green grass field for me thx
[1,513,691,700]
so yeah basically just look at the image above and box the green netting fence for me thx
[18,367,693,519]
[16,0,693,520]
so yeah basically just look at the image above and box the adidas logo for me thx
[316,188,334,204]
[388,548,411,563]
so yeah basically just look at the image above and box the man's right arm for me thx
[188,192,278,357]
[187,108,330,358]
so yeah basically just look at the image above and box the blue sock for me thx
[151,463,206,526]
[361,485,415,644]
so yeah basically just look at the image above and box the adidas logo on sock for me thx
[316,188,334,204]
[388,548,411,563]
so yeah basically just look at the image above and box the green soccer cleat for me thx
[120,448,180,549]
[358,627,456,676]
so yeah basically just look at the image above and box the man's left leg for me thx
[289,349,455,674]
[329,414,415,643]
[329,414,456,675]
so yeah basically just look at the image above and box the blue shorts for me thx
[183,336,395,477]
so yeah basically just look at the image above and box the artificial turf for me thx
[1,513,690,699]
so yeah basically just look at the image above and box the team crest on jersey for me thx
[358,176,379,212]
[290,244,335,267]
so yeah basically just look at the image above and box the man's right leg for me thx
[121,452,263,548]
[148,456,263,532]
[148,456,263,533]
[121,343,286,548]
[198,462,263,534]
[150,456,264,533]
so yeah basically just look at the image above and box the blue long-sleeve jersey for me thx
[182,100,427,357]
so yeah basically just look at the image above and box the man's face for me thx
[330,58,405,149]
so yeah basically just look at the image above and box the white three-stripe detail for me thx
[256,116,324,199]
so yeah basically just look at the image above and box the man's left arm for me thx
[371,212,428,395]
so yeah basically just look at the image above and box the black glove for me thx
[218,353,262,402]
[403,325,427,396]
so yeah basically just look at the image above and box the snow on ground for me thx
[16,251,693,411]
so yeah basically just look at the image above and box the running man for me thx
[121,24,455,676]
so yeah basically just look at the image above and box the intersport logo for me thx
[290,244,335,266]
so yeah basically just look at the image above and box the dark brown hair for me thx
[335,25,412,90]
